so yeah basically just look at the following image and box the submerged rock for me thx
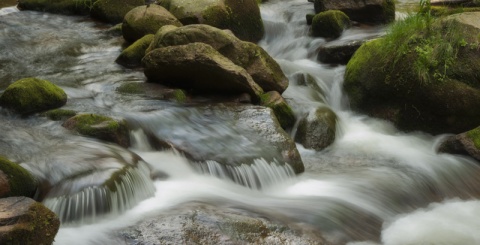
[0,77,67,115]
[295,106,337,151]
[62,114,130,147]
[122,4,182,43]
[314,0,395,24]
[164,0,264,42]
[0,156,36,198]
[143,42,264,101]
[146,24,288,93]
[116,82,188,103]
[0,197,60,245]
[116,34,155,68]
[311,10,351,39]
[90,0,145,23]
[42,108,77,121]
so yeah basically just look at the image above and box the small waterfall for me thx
[43,161,155,224]
[194,158,295,189]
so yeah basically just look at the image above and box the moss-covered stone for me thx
[311,10,351,39]
[0,77,67,115]
[42,109,77,121]
[260,91,295,129]
[17,0,94,15]
[90,0,144,23]
[344,13,480,134]
[466,126,480,149]
[294,107,337,151]
[0,156,36,198]
[62,114,130,147]
[314,0,395,24]
[0,197,60,245]
[122,4,182,43]
[116,34,154,68]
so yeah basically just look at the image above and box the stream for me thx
[1,0,480,244]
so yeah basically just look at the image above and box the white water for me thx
[1,0,480,244]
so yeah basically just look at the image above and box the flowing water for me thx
[1,1,480,244]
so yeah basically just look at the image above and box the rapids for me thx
[1,1,480,244]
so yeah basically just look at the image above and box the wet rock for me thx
[0,156,36,198]
[118,202,329,244]
[165,0,264,42]
[147,24,288,93]
[260,91,295,130]
[0,77,67,115]
[0,197,60,245]
[42,109,77,121]
[317,40,364,64]
[142,42,264,101]
[17,0,93,15]
[295,106,337,151]
[116,82,187,103]
[314,0,395,24]
[62,114,130,147]
[122,4,182,43]
[116,34,155,68]
[311,10,351,39]
[90,0,145,24]
[438,126,480,161]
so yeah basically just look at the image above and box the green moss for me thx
[260,92,295,129]
[116,34,154,67]
[0,77,67,115]
[42,109,77,121]
[382,0,396,23]
[116,82,144,94]
[467,127,480,149]
[171,89,187,103]
[103,166,129,192]
[0,156,36,198]
[311,10,351,39]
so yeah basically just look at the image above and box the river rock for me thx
[147,24,288,93]
[344,12,480,134]
[438,126,480,161]
[90,0,145,23]
[116,34,155,68]
[118,202,329,245]
[116,82,187,102]
[260,91,295,129]
[311,10,351,39]
[17,0,93,15]
[314,0,395,24]
[295,106,337,151]
[42,109,77,121]
[163,0,264,42]
[0,77,67,115]
[143,42,264,101]
[62,114,130,147]
[122,4,182,43]
[0,197,60,245]
[317,40,364,64]
[0,156,36,198]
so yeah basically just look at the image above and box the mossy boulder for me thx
[0,156,36,198]
[311,10,351,39]
[344,12,480,134]
[142,42,264,101]
[260,91,295,129]
[62,114,130,147]
[17,0,93,15]
[147,24,288,93]
[165,0,264,42]
[438,126,480,161]
[116,34,154,67]
[0,78,67,115]
[0,197,60,245]
[90,0,145,23]
[314,0,395,24]
[294,106,337,151]
[122,4,182,43]
[42,108,77,121]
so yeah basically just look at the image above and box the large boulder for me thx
[62,114,130,147]
[294,106,337,151]
[147,24,288,93]
[317,40,365,64]
[344,12,480,134]
[116,34,155,67]
[438,126,480,161]
[0,197,60,245]
[0,156,36,198]
[142,42,264,101]
[0,78,67,115]
[17,0,93,15]
[122,4,182,43]
[164,0,264,42]
[90,0,145,23]
[311,10,351,39]
[314,0,395,24]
